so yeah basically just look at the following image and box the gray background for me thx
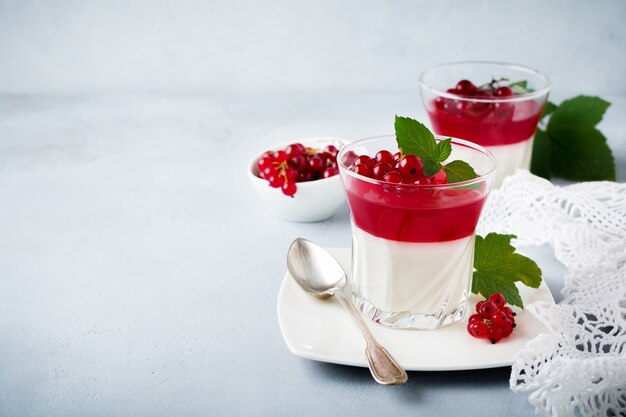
[1,0,625,96]
[0,1,624,416]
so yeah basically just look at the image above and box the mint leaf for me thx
[432,138,452,162]
[508,80,527,89]
[530,128,551,179]
[547,96,614,181]
[541,101,557,121]
[472,233,542,309]
[394,116,435,160]
[423,160,442,177]
[508,80,534,94]
[443,160,477,183]
[394,115,478,184]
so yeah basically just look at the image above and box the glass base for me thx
[356,295,469,330]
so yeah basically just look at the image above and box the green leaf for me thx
[547,96,610,130]
[394,115,479,183]
[443,160,477,183]
[472,233,543,309]
[546,96,615,181]
[549,126,615,181]
[508,80,527,89]
[530,128,551,179]
[508,80,534,94]
[432,138,452,162]
[394,115,436,160]
[423,159,442,177]
[541,101,557,121]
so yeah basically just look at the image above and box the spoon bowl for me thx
[287,238,346,298]
[287,238,408,385]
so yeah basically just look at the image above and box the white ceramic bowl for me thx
[247,137,348,222]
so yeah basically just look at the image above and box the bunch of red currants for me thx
[346,150,447,185]
[467,293,517,344]
[256,143,340,196]
[436,79,517,118]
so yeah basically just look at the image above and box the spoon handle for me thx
[335,289,408,385]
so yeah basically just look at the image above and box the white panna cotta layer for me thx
[486,136,534,188]
[351,227,475,315]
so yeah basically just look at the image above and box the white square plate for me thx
[277,248,555,371]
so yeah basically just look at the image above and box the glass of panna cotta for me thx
[420,62,550,187]
[338,136,496,330]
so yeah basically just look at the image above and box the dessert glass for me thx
[420,62,550,187]
[338,136,495,330]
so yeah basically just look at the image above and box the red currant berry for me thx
[317,151,333,164]
[501,319,514,337]
[288,155,308,173]
[285,143,306,158]
[488,326,504,344]
[455,79,477,96]
[281,181,297,196]
[263,166,278,179]
[500,306,515,321]
[475,300,485,313]
[488,293,506,309]
[323,167,338,178]
[468,313,483,323]
[375,150,395,165]
[274,150,288,162]
[490,310,509,326]
[467,320,489,338]
[257,155,274,173]
[298,171,312,182]
[324,145,339,157]
[495,86,513,97]
[478,301,498,319]
[397,155,424,179]
[383,171,402,183]
[308,156,324,172]
[372,162,392,180]
[435,96,446,109]
[284,167,298,182]
[354,155,375,169]
[352,163,371,177]
[393,152,402,162]
[267,172,285,188]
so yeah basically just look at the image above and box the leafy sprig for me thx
[394,116,477,182]
[472,233,542,309]
[531,96,614,181]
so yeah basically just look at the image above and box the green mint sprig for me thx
[394,116,477,182]
[531,96,615,181]
[508,80,535,95]
[472,233,542,309]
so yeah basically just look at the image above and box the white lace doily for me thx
[477,171,626,417]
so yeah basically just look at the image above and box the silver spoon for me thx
[287,238,408,385]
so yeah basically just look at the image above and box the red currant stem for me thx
[478,77,509,93]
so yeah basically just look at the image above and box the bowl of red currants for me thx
[248,137,348,222]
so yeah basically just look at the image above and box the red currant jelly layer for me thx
[426,98,543,146]
[342,174,488,243]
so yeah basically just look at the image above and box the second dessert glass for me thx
[338,136,496,330]
[420,61,550,187]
